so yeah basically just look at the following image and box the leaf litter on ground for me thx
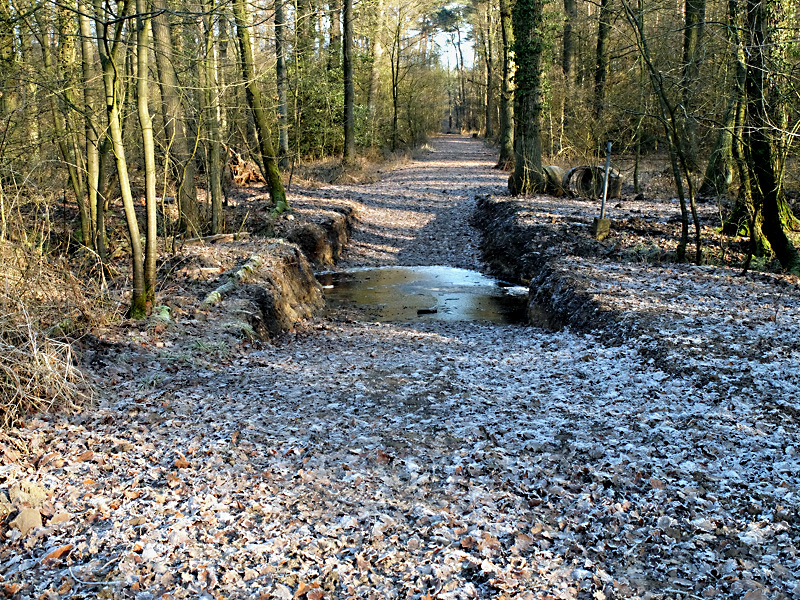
[1,136,798,600]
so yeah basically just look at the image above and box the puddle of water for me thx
[318,266,528,324]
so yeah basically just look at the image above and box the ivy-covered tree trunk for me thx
[497,0,514,169]
[509,0,545,195]
[742,0,800,273]
[233,0,288,214]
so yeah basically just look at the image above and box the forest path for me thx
[308,134,506,270]
[6,137,796,599]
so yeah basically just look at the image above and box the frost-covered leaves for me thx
[2,136,798,599]
[2,320,798,599]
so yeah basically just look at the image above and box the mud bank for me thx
[472,193,622,332]
[472,193,800,380]
[219,200,356,339]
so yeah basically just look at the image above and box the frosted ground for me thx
[2,136,798,599]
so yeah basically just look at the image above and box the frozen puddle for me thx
[317,265,528,323]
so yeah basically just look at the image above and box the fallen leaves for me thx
[0,138,797,599]
[41,543,72,565]
[76,449,94,462]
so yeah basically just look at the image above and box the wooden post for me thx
[592,141,612,240]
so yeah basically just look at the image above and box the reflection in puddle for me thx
[318,266,528,324]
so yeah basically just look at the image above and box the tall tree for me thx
[496,0,514,169]
[274,0,290,168]
[342,0,355,164]
[478,0,494,139]
[508,0,545,195]
[203,0,224,234]
[700,0,737,197]
[561,0,576,81]
[135,0,157,306]
[233,0,288,213]
[593,0,612,120]
[151,0,201,236]
[367,0,384,143]
[93,0,147,318]
[0,0,14,117]
[328,0,341,70]
[78,0,103,254]
[622,0,701,263]
[679,0,706,170]
[740,0,799,273]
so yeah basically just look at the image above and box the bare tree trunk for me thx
[390,18,401,151]
[367,0,383,146]
[456,28,466,131]
[136,0,157,306]
[93,0,147,318]
[78,1,101,253]
[562,0,576,81]
[342,0,355,165]
[151,0,201,236]
[593,0,611,120]
[275,0,290,168]
[0,0,15,116]
[680,0,706,170]
[328,0,341,71]
[482,2,494,139]
[233,0,288,213]
[203,0,224,233]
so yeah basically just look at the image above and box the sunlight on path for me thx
[328,135,507,269]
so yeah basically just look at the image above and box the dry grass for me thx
[0,243,100,427]
[0,302,87,427]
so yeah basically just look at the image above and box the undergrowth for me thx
[0,243,107,427]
